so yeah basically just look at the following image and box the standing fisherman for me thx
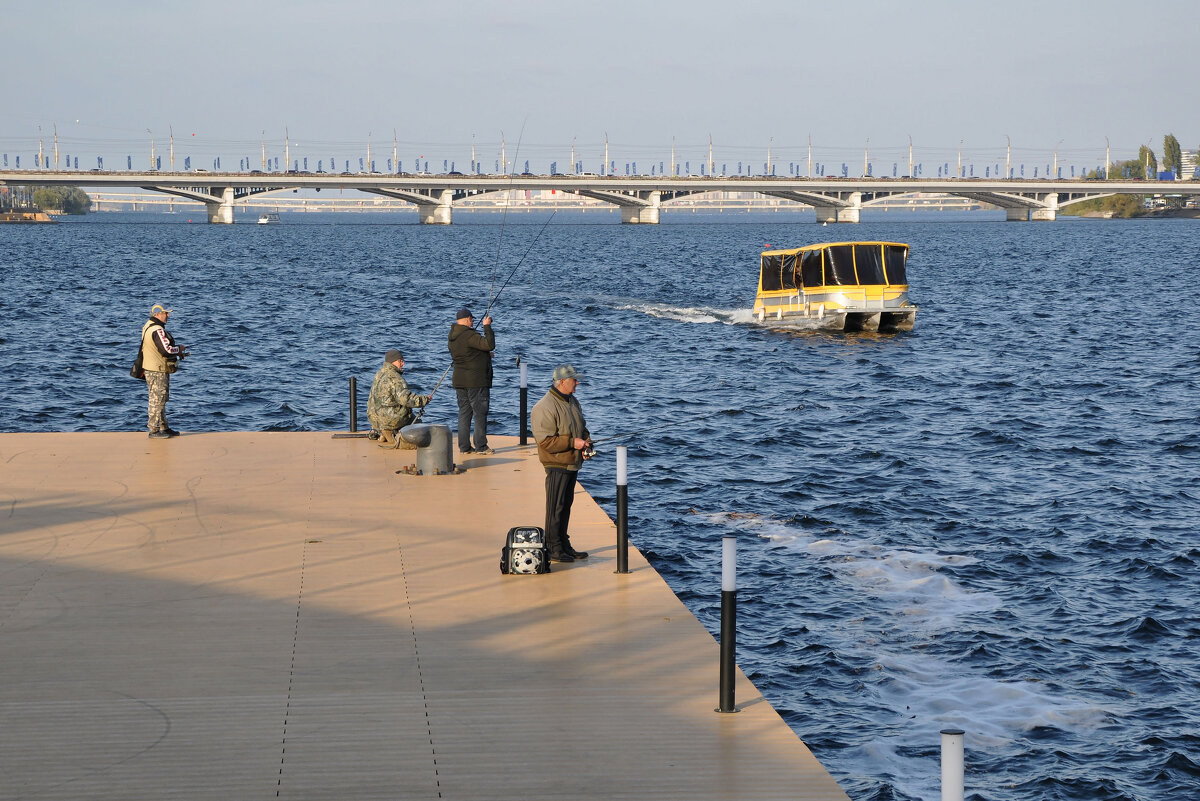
[531,365,592,562]
[448,307,495,454]
[140,303,188,439]
[367,349,431,449]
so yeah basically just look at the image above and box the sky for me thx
[4,0,1199,175]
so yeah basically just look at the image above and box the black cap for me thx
[384,349,404,363]
[456,308,472,320]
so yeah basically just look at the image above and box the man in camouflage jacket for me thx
[367,349,430,448]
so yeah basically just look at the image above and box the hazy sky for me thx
[4,0,1198,173]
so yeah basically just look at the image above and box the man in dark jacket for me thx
[448,307,495,454]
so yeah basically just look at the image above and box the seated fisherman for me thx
[367,349,431,449]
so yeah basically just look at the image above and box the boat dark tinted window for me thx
[884,245,908,284]
[800,249,823,287]
[760,255,783,291]
[781,254,798,289]
[854,244,886,284]
[825,245,857,285]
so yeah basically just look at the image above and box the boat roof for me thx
[761,241,909,256]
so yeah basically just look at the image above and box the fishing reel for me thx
[582,443,596,460]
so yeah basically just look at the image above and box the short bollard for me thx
[716,535,738,713]
[519,362,529,446]
[615,445,629,574]
[349,376,358,433]
[941,728,964,801]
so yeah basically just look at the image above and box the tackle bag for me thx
[500,526,550,575]
[130,349,145,380]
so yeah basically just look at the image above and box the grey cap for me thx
[552,365,582,382]
[384,349,404,363]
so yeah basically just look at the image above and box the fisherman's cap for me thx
[150,303,172,315]
[552,365,582,382]
[384,349,405,363]
[456,307,473,320]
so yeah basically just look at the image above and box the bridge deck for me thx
[0,432,849,801]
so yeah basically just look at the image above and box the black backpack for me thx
[500,526,550,575]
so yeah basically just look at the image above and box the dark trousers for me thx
[544,468,577,554]
[455,387,490,450]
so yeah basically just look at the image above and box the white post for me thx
[941,728,964,801]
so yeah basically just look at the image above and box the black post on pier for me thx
[519,361,529,446]
[349,377,358,433]
[717,535,738,713]
[616,445,629,574]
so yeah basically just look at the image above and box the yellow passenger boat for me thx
[752,241,916,332]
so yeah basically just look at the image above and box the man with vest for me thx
[530,365,592,562]
[448,307,495,455]
[140,303,188,439]
[367,349,431,449]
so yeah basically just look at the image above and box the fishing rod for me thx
[413,209,557,423]
[487,118,527,312]
[586,408,735,449]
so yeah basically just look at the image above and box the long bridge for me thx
[3,169,1197,224]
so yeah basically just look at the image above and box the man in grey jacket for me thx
[530,365,592,562]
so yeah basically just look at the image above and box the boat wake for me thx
[703,510,1110,801]
[613,302,756,325]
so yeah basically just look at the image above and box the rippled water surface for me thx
[3,211,1199,800]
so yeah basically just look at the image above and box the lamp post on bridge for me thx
[1104,136,1110,180]
[1054,139,1063,180]
[147,129,155,172]
[1005,134,1011,179]
[908,135,913,178]
[863,138,869,177]
[957,140,963,178]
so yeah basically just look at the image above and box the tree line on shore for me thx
[1,185,92,214]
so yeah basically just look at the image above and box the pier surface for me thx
[0,432,849,801]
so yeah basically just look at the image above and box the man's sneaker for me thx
[477,447,496,455]
[460,447,476,454]
[148,431,170,439]
[164,428,181,437]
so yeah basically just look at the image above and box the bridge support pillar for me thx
[814,192,861,223]
[1031,192,1058,221]
[418,189,453,224]
[1006,207,1030,222]
[206,186,235,224]
[620,190,661,224]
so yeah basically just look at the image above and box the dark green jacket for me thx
[448,323,495,388]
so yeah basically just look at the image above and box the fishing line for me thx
[588,408,734,446]
[414,209,556,422]
[487,117,527,311]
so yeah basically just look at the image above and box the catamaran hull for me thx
[752,307,916,332]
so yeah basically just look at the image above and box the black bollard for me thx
[616,445,629,574]
[519,362,529,446]
[349,376,358,433]
[717,535,738,713]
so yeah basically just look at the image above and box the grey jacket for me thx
[531,387,590,471]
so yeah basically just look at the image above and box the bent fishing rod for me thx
[411,208,557,423]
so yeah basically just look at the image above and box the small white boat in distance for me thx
[752,241,917,332]
[257,213,280,225]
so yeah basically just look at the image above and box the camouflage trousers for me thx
[146,371,170,433]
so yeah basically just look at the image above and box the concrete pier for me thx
[0,432,849,801]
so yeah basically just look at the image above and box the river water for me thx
[2,210,1198,800]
